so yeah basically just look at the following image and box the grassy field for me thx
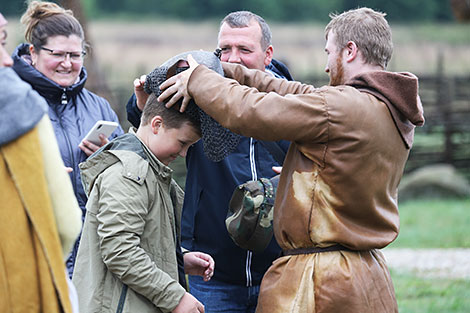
[388,198,470,312]
[390,199,470,248]
[392,269,470,313]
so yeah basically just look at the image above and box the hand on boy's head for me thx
[158,54,200,113]
[134,74,149,111]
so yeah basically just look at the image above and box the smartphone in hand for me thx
[82,120,119,145]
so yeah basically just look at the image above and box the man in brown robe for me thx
[159,7,424,313]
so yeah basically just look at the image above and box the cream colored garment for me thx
[36,116,82,259]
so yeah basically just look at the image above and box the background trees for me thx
[2,0,457,22]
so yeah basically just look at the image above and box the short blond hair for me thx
[325,7,393,69]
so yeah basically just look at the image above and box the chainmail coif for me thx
[144,50,241,162]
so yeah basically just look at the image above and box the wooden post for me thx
[436,50,454,164]
[450,0,470,22]
[59,0,117,107]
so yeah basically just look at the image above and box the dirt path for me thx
[381,248,470,279]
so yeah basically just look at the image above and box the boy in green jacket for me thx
[73,92,214,313]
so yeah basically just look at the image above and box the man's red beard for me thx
[329,53,345,86]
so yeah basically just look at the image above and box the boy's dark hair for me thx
[141,93,201,135]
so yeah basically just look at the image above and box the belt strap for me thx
[282,244,351,256]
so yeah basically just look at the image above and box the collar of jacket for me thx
[12,43,87,104]
[266,58,293,81]
[79,131,173,196]
[129,127,173,178]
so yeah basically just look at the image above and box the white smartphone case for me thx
[83,120,119,145]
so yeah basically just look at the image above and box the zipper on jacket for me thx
[116,285,128,313]
[246,250,253,287]
[245,138,258,287]
[250,137,258,181]
[53,95,77,193]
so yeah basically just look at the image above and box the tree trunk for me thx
[450,0,470,22]
[59,0,116,106]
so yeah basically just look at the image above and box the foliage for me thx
[349,0,454,22]
[1,0,455,22]
[87,0,455,22]
[391,269,470,313]
[390,199,470,248]
[1,0,29,16]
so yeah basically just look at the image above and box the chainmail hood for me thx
[144,50,241,162]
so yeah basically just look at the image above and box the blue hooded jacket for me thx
[127,59,292,286]
[12,43,124,276]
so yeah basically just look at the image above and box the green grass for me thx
[388,199,470,312]
[391,23,470,45]
[390,199,470,248]
[391,269,470,313]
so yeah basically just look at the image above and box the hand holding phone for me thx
[82,120,119,145]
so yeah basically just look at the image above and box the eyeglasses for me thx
[40,47,86,62]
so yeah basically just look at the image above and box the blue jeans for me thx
[188,275,260,313]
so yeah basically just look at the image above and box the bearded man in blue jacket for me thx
[127,11,292,313]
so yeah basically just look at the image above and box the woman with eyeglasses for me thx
[12,1,124,278]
